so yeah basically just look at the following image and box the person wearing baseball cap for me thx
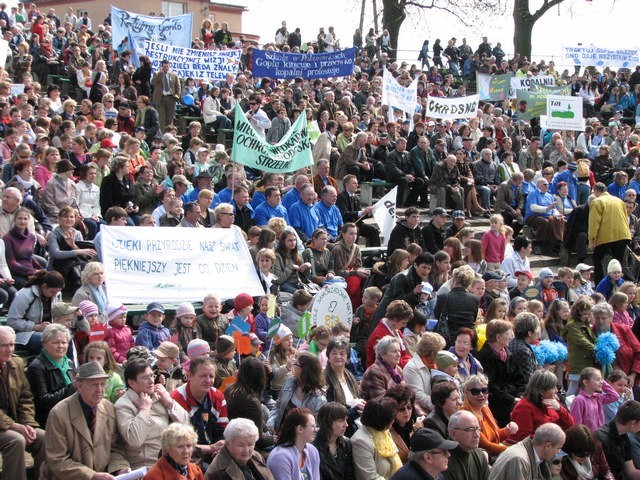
[446,210,466,238]
[42,361,131,479]
[574,264,595,297]
[389,428,458,479]
[136,302,170,352]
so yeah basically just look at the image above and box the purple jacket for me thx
[266,444,320,480]
[570,379,619,431]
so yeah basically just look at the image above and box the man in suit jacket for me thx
[337,174,380,247]
[489,423,564,480]
[335,132,372,181]
[151,59,180,129]
[0,326,45,480]
[494,171,525,235]
[43,362,130,480]
[312,158,338,198]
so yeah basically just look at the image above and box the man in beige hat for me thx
[43,362,130,479]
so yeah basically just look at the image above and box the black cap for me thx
[410,429,459,452]
[432,207,448,216]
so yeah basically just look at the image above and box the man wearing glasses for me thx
[489,423,565,480]
[389,428,458,479]
[445,410,490,480]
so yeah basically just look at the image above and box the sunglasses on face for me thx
[468,387,489,396]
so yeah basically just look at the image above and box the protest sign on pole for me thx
[101,226,263,304]
[144,41,240,82]
[310,286,353,329]
[371,186,397,246]
[252,48,356,79]
[516,84,572,120]
[111,7,192,66]
[545,95,584,131]
[562,46,640,69]
[381,68,418,122]
[476,73,513,101]
[231,104,313,173]
[425,95,479,120]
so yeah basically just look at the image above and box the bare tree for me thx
[377,0,574,61]
[513,0,566,59]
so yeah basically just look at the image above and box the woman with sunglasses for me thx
[462,374,518,458]
[560,424,611,480]
[384,384,424,464]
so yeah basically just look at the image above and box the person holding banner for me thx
[337,175,380,248]
[245,94,271,138]
[151,60,180,129]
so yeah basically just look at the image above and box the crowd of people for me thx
[2,4,640,480]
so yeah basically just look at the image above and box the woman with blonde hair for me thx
[144,423,204,480]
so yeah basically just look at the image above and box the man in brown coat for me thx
[151,59,181,129]
[43,362,130,480]
[0,326,45,480]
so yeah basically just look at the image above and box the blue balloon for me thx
[182,94,194,106]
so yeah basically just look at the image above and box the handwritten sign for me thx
[425,94,479,120]
[111,7,192,66]
[310,286,353,329]
[101,226,263,304]
[144,41,240,82]
[381,68,418,117]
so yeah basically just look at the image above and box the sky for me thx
[241,0,635,70]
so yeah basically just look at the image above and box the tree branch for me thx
[404,0,477,26]
[531,0,566,22]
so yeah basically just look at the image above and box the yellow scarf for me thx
[369,427,402,474]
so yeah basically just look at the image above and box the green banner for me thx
[515,90,548,120]
[516,83,571,120]
[231,104,313,173]
[477,73,513,101]
[530,84,571,95]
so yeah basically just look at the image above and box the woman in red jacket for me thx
[508,369,574,444]
[592,301,640,387]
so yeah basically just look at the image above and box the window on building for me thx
[161,1,186,16]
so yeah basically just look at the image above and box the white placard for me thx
[562,45,640,69]
[371,186,397,247]
[381,67,418,115]
[545,95,585,131]
[101,226,263,304]
[425,94,479,120]
[310,285,353,329]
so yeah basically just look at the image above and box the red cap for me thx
[515,271,534,281]
[100,138,117,149]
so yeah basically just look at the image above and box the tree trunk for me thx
[359,0,366,35]
[513,13,534,59]
[373,0,379,34]
[382,0,406,62]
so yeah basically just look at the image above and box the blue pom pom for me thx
[595,332,620,366]
[555,342,568,362]
[531,344,546,365]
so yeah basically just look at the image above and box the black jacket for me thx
[421,221,445,254]
[387,220,423,256]
[336,190,361,223]
[389,461,437,480]
[313,436,355,480]
[475,342,518,427]
[371,266,423,328]
[26,352,76,426]
[99,173,135,217]
[434,287,479,343]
